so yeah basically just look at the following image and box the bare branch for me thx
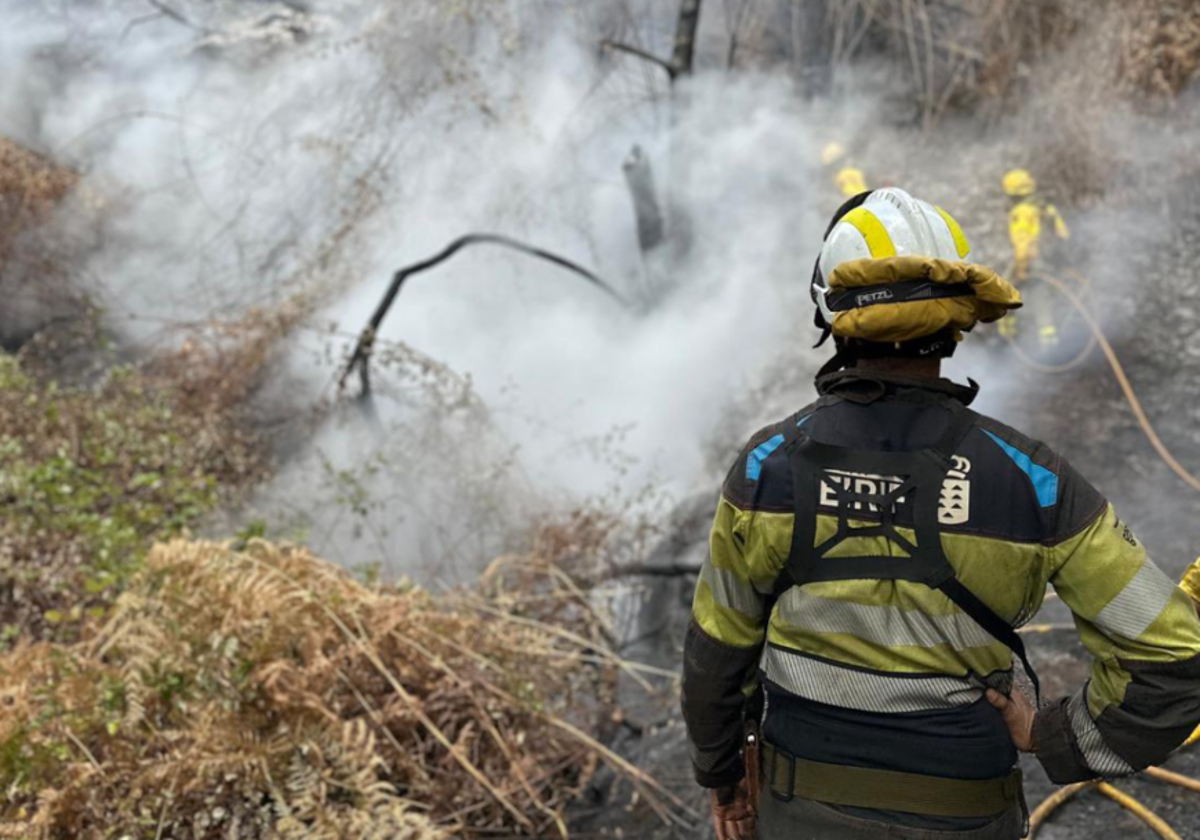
[123,0,210,40]
[601,0,704,83]
[147,0,205,31]
[602,40,678,80]
[339,234,627,396]
[598,562,700,581]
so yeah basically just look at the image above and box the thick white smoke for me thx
[1,1,830,579]
[5,0,1197,581]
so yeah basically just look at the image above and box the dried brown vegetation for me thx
[821,0,1200,119]
[0,137,77,266]
[1116,0,1200,101]
[0,537,681,839]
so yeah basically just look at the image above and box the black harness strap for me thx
[937,577,1040,702]
[777,401,1041,704]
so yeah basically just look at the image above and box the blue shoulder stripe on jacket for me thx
[746,416,810,481]
[983,429,1059,507]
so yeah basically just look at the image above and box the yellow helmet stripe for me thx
[841,207,897,259]
[934,206,971,258]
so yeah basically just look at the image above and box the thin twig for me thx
[602,40,678,80]
[64,728,104,774]
[146,0,206,31]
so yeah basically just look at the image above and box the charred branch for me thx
[602,40,678,80]
[339,234,628,397]
[600,562,700,581]
[671,0,703,77]
[602,0,705,82]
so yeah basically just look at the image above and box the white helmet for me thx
[812,188,972,327]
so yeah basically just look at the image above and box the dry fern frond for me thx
[0,535,684,838]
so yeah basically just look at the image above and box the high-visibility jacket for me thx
[834,166,868,198]
[1009,199,1069,281]
[681,370,1200,822]
[1183,559,1200,606]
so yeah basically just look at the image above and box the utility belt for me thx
[761,742,1025,819]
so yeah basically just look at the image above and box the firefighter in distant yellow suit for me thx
[1000,169,1070,346]
[1182,559,1200,617]
[822,142,868,199]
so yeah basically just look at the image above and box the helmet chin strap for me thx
[817,329,959,378]
[817,347,851,378]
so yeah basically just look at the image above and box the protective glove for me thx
[710,776,757,840]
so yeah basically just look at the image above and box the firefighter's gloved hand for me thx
[710,777,756,840]
[987,687,1037,752]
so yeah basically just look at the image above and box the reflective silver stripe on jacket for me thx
[1068,694,1135,776]
[1093,559,1178,641]
[775,587,1000,651]
[760,645,998,713]
[700,563,765,619]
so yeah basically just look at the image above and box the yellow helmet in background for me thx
[821,142,848,167]
[1002,169,1037,198]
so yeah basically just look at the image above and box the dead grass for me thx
[0,536,685,839]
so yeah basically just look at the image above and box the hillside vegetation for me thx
[0,349,662,839]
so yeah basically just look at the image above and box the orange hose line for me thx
[1095,782,1184,840]
[1003,320,1097,376]
[1027,781,1092,837]
[1027,271,1200,494]
[1002,268,1096,374]
[1145,766,1200,795]
[1004,332,1097,374]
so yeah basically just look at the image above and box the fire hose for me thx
[1000,269,1097,376]
[1025,733,1200,838]
[1003,268,1200,494]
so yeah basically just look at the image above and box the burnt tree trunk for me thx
[671,0,702,77]
[623,145,666,255]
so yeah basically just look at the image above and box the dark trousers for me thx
[758,795,1025,839]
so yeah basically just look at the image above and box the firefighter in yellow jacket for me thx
[1001,169,1071,346]
[682,187,1200,840]
[822,142,868,199]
